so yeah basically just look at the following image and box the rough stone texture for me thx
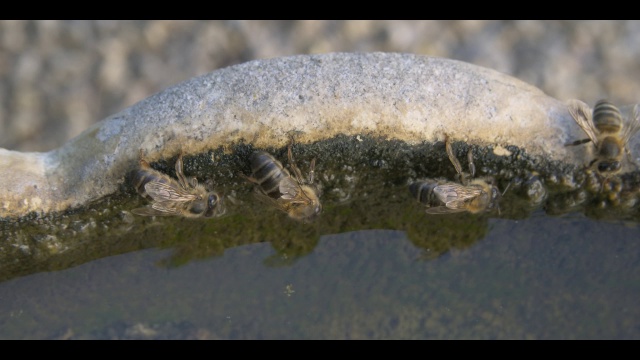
[0,52,598,218]
[2,20,640,153]
[2,21,640,218]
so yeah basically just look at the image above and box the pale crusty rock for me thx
[0,52,620,218]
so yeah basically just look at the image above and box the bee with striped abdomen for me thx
[243,140,321,222]
[565,99,640,177]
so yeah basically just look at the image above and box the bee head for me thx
[596,160,622,175]
[289,199,322,223]
[188,199,208,216]
[203,192,225,218]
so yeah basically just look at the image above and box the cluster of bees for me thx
[131,140,321,222]
[130,99,640,221]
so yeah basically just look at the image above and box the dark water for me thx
[0,212,638,340]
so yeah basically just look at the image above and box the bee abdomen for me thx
[132,169,171,198]
[409,181,439,205]
[593,100,623,133]
[250,151,290,198]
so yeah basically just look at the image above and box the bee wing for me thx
[252,188,289,213]
[567,99,599,147]
[279,177,302,201]
[432,183,471,204]
[435,183,484,210]
[152,200,185,213]
[621,103,640,143]
[144,181,198,202]
[131,206,179,217]
[445,198,476,210]
[425,206,467,214]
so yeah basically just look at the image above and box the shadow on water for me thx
[1,135,639,339]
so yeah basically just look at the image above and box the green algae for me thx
[1,135,639,283]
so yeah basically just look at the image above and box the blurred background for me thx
[1,20,639,152]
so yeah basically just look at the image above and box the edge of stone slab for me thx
[0,52,624,218]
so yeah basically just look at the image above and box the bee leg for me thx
[600,177,609,194]
[287,140,306,184]
[174,152,190,189]
[467,148,476,182]
[501,181,512,197]
[586,161,608,193]
[624,148,640,170]
[238,172,260,185]
[308,158,316,184]
[445,135,464,183]
[565,138,592,147]
[138,149,151,169]
[287,139,295,164]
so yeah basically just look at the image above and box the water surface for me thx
[1,212,638,339]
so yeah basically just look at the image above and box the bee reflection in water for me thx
[410,136,505,214]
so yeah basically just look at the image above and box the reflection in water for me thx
[1,221,639,339]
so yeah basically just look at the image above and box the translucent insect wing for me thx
[621,103,640,143]
[279,177,301,200]
[145,181,197,202]
[567,99,600,147]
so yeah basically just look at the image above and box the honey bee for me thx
[409,135,504,214]
[243,140,322,222]
[565,99,640,177]
[131,150,225,218]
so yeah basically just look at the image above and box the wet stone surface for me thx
[1,135,639,283]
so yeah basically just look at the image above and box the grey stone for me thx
[0,52,632,218]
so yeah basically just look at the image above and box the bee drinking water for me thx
[131,150,225,218]
[409,136,504,214]
[565,99,640,177]
[243,140,322,222]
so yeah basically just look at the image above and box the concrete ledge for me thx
[0,52,634,218]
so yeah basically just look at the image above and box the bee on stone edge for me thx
[131,150,225,218]
[242,139,322,222]
[409,135,506,214]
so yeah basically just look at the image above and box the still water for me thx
[1,211,638,339]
